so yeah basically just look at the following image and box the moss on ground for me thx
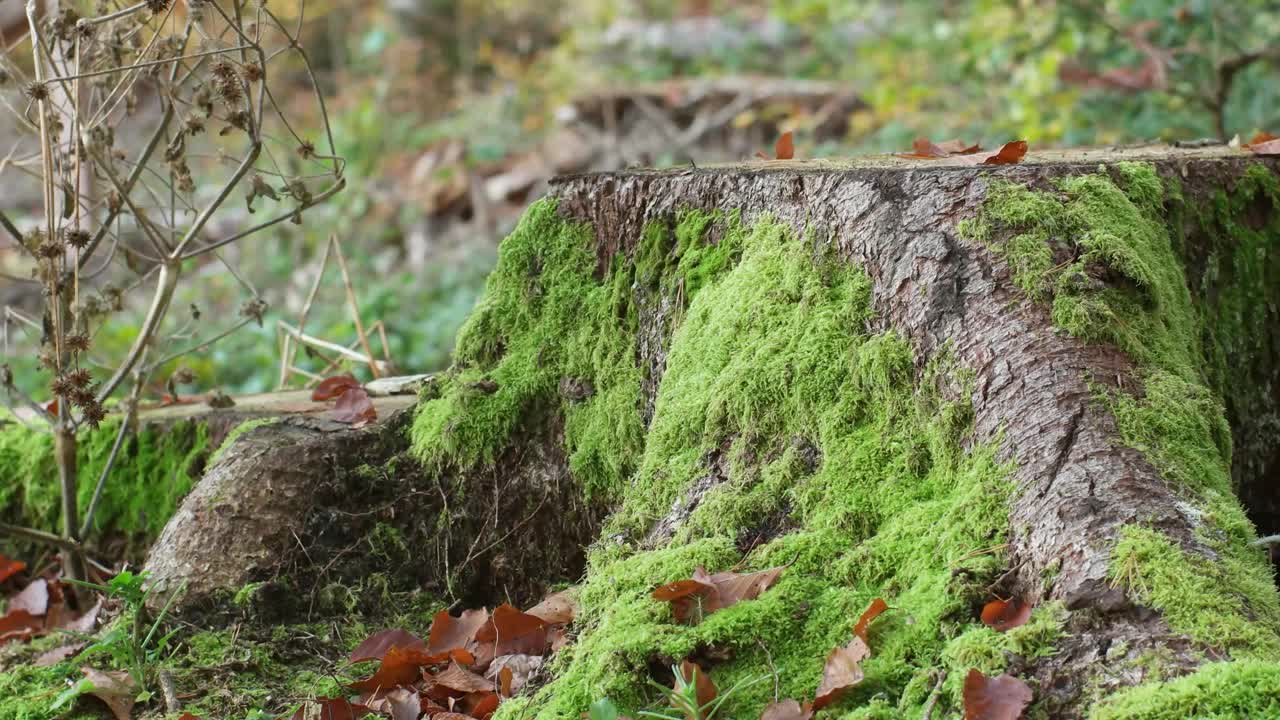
[1091,660,1280,720]
[0,416,210,548]
[962,161,1280,712]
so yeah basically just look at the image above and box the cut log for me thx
[142,146,1280,718]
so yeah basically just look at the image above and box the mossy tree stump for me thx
[144,147,1280,719]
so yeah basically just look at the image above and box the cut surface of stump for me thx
[140,146,1280,719]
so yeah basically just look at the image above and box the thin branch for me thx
[179,177,345,259]
[0,522,81,551]
[79,395,139,539]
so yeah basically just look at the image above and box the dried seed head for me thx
[65,228,91,250]
[0,67,10,87]
[37,350,56,371]
[297,140,317,160]
[70,385,96,408]
[81,399,106,428]
[239,298,268,326]
[66,333,91,352]
[51,374,76,397]
[66,368,93,389]
[184,114,206,136]
[25,81,49,102]
[145,0,173,14]
[36,238,64,260]
[242,63,263,83]
[171,367,196,385]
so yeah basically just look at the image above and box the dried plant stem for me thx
[331,236,379,378]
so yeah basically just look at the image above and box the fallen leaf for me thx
[652,565,784,623]
[1247,131,1278,146]
[956,140,1028,166]
[1246,138,1280,155]
[80,667,137,720]
[313,375,362,401]
[350,629,427,664]
[0,554,25,584]
[332,387,377,426]
[526,588,577,625]
[178,714,201,720]
[963,669,1034,720]
[289,697,371,720]
[428,607,489,656]
[775,131,795,160]
[760,699,814,720]
[364,688,419,720]
[813,636,870,710]
[853,598,889,643]
[475,603,549,657]
[981,597,1033,632]
[678,660,717,716]
[896,138,982,159]
[350,645,428,692]
[0,609,43,642]
[8,578,49,615]
[457,690,501,717]
[936,139,982,155]
[486,654,544,696]
[428,662,494,696]
[35,641,86,666]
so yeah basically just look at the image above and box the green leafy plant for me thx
[62,571,187,695]
[637,663,768,720]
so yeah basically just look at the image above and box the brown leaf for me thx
[499,666,514,697]
[178,714,202,720]
[526,588,577,625]
[373,688,420,720]
[333,387,377,426]
[896,138,981,159]
[955,140,1028,166]
[428,662,494,696]
[288,697,371,720]
[350,629,427,664]
[475,603,549,657]
[936,139,982,155]
[458,690,501,717]
[486,654,544,696]
[652,565,785,624]
[853,598,889,643]
[35,641,86,666]
[0,554,25,584]
[813,636,870,710]
[963,669,1034,720]
[1247,138,1280,155]
[350,645,428,692]
[1246,131,1278,146]
[313,375,361,401]
[0,609,43,643]
[679,660,717,716]
[981,597,1033,632]
[9,578,49,615]
[428,608,488,656]
[775,131,795,160]
[760,699,814,720]
[80,667,137,720]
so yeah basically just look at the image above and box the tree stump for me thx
[146,146,1280,718]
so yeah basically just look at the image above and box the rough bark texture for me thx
[546,146,1279,715]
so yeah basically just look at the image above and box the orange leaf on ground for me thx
[364,688,419,720]
[1246,131,1278,146]
[813,636,870,710]
[896,138,981,159]
[475,603,549,657]
[79,667,137,720]
[350,629,427,663]
[853,598,889,643]
[313,375,361,401]
[963,669,1034,720]
[350,645,428,692]
[0,554,25,584]
[333,387,377,426]
[428,608,488,656]
[981,597,1033,632]
[936,139,982,155]
[679,660,718,715]
[289,698,371,720]
[0,609,43,643]
[760,699,814,720]
[775,131,795,160]
[457,690,501,717]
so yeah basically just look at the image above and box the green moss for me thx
[498,216,1021,719]
[0,417,210,545]
[1110,526,1280,656]
[1090,660,1280,720]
